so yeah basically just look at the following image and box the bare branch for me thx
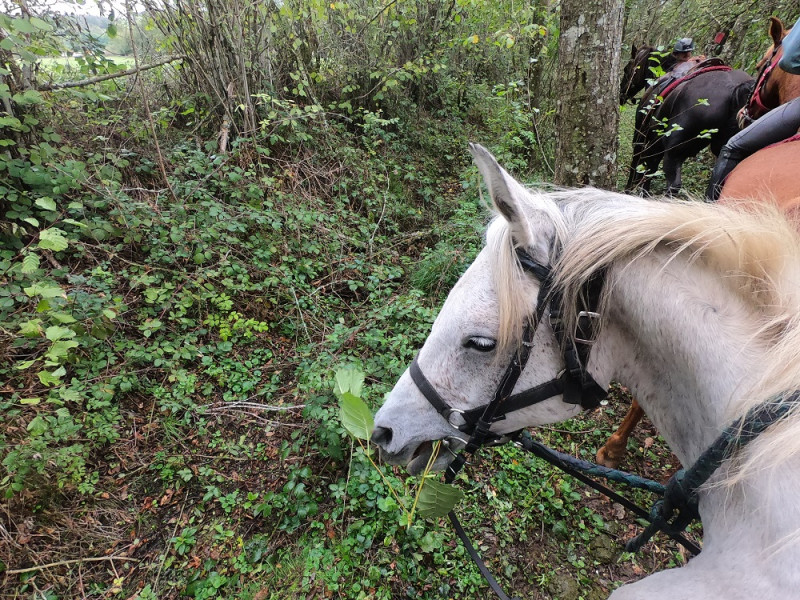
[37,56,185,92]
[5,555,138,575]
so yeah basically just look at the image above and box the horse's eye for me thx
[464,337,496,352]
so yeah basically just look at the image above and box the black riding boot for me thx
[705,147,745,202]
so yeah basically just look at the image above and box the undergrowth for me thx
[0,48,699,600]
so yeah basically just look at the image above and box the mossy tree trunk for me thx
[553,0,624,188]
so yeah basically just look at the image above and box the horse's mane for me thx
[487,188,800,477]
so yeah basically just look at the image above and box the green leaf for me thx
[38,228,69,251]
[334,366,364,400]
[107,23,118,38]
[38,366,66,386]
[416,479,464,518]
[59,388,81,403]
[24,282,64,299]
[339,391,373,440]
[30,16,53,31]
[35,197,57,211]
[12,18,36,34]
[27,415,49,436]
[45,325,75,341]
[20,398,40,405]
[19,319,43,337]
[45,339,79,361]
[63,218,87,229]
[50,312,77,324]
[21,253,40,274]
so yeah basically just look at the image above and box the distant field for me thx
[39,55,135,72]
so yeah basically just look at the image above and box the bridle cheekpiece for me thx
[409,247,607,479]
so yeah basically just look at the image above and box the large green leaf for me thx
[416,480,464,518]
[339,391,374,441]
[38,228,69,251]
[333,366,364,400]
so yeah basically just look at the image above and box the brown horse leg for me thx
[596,400,644,469]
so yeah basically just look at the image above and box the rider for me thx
[672,38,695,63]
[663,38,696,79]
[706,16,800,201]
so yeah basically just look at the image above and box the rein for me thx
[407,246,800,599]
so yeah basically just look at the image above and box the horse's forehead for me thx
[432,250,498,330]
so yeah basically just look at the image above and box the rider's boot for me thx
[705,147,746,202]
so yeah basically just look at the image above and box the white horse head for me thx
[372,144,586,474]
[372,145,800,599]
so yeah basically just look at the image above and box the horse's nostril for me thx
[371,426,393,446]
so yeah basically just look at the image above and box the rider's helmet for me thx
[673,38,695,53]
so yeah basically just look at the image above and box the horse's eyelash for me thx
[466,337,496,350]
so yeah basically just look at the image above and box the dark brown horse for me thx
[621,51,753,195]
[619,45,679,105]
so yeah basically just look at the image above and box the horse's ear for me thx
[469,143,538,251]
[631,44,638,59]
[769,16,784,45]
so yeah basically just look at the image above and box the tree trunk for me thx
[553,0,624,188]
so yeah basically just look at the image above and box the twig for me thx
[125,2,178,206]
[37,56,185,91]
[205,401,305,412]
[5,555,138,575]
[153,490,188,593]
[289,286,311,343]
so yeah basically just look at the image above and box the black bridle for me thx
[410,247,607,471]
[403,244,799,600]
[406,247,608,600]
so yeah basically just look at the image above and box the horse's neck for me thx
[591,250,800,570]
[591,250,763,464]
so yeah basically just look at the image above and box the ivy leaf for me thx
[339,391,374,440]
[416,480,464,518]
[38,228,69,251]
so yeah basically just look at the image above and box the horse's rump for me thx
[720,138,800,219]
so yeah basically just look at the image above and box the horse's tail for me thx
[731,78,756,110]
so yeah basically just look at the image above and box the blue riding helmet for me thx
[674,37,695,53]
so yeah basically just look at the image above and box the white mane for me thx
[488,188,800,478]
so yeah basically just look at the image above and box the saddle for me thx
[635,58,732,142]
[653,57,728,99]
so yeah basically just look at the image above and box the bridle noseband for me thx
[409,248,607,458]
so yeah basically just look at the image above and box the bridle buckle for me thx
[443,408,468,429]
[575,310,601,345]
